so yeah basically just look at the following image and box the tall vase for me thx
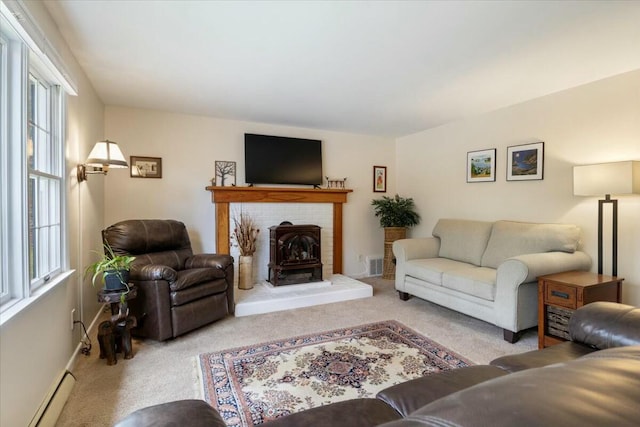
[238,255,254,290]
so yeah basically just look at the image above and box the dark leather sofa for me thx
[103,219,234,341]
[114,302,640,426]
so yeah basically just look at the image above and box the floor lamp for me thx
[573,161,640,276]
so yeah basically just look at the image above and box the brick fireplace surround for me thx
[206,186,352,273]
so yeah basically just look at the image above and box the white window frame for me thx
[0,33,8,305]
[0,4,70,315]
[27,68,64,292]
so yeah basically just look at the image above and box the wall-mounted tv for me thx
[244,133,323,186]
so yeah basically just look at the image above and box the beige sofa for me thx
[393,219,592,342]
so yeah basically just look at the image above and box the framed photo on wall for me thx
[215,161,236,186]
[467,149,496,182]
[507,142,544,181]
[130,156,162,178]
[373,166,387,192]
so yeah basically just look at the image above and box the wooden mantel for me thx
[206,186,353,273]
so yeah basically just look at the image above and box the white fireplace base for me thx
[234,274,373,317]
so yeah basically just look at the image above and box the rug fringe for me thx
[194,355,205,400]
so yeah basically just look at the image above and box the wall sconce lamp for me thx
[77,140,128,182]
[573,160,640,276]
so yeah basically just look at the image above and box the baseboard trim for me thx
[29,306,105,427]
[65,306,104,371]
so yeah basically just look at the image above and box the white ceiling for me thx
[44,1,640,137]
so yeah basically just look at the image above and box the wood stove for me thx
[268,223,322,286]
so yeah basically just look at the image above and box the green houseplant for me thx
[371,194,420,279]
[84,243,136,293]
[371,194,420,229]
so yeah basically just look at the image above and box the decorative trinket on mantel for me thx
[326,176,347,189]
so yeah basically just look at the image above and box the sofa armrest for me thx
[393,238,441,292]
[493,251,591,332]
[569,302,640,349]
[497,251,592,285]
[392,238,440,262]
[185,254,234,270]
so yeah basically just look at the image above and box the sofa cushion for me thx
[262,398,401,427]
[376,366,508,417]
[114,399,226,427]
[441,267,496,301]
[405,258,476,285]
[481,220,580,269]
[490,341,596,373]
[384,346,640,427]
[432,219,493,266]
[170,277,229,306]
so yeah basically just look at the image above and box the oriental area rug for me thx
[197,320,472,427]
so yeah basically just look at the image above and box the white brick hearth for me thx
[234,274,373,317]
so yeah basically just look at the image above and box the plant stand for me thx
[97,286,138,365]
[383,227,406,279]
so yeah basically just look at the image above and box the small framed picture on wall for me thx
[507,142,544,181]
[130,156,162,178]
[467,149,496,182]
[373,166,387,192]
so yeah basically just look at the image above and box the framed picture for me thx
[215,161,236,186]
[507,142,544,181]
[467,149,496,182]
[130,156,162,178]
[373,166,387,192]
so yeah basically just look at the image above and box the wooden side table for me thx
[537,271,623,349]
[97,286,138,364]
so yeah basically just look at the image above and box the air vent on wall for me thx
[366,256,383,276]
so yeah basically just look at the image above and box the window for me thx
[0,5,68,312]
[0,34,7,304]
[27,71,63,291]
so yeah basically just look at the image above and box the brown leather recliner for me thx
[102,219,234,341]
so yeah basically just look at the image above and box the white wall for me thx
[0,2,106,427]
[104,107,395,277]
[396,70,640,305]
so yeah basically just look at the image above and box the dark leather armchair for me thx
[102,219,234,341]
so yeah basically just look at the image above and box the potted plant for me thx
[371,194,420,278]
[84,243,136,293]
[372,194,420,231]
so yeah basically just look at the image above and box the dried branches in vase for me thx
[231,212,259,256]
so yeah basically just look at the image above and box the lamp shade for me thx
[573,161,640,196]
[85,140,128,168]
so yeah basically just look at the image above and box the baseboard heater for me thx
[29,370,76,427]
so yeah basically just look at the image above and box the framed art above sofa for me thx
[507,141,544,181]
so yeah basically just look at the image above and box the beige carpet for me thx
[55,277,536,426]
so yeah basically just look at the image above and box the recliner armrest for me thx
[131,264,178,282]
[185,254,234,270]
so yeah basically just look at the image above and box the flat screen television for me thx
[244,133,323,186]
